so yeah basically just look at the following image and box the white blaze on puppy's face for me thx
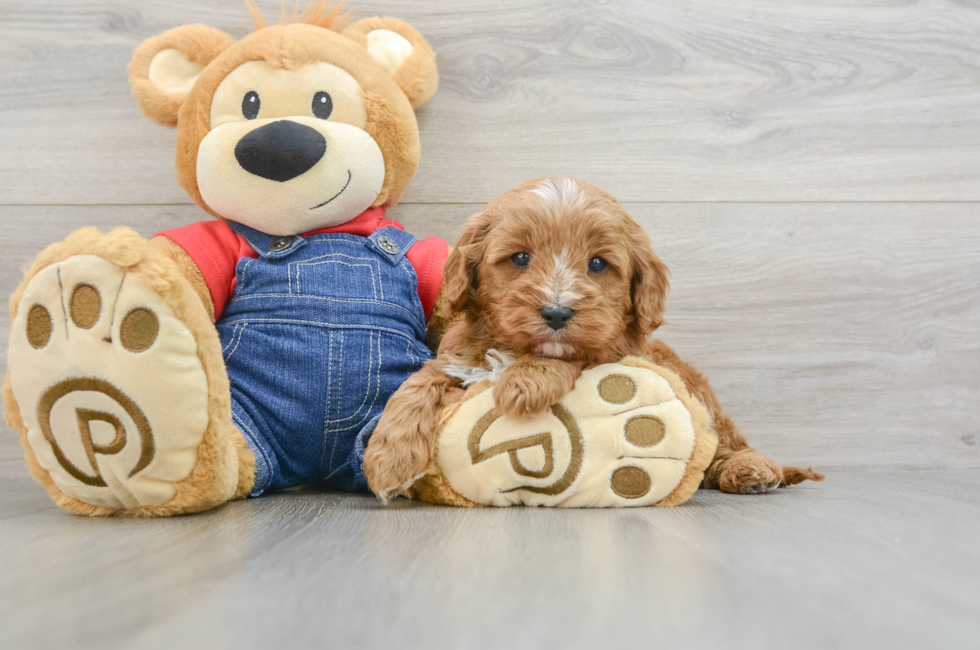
[533,178,586,313]
[541,249,581,309]
[532,181,586,359]
[530,177,586,215]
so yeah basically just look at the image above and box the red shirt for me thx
[156,208,448,321]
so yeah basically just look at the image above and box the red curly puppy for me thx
[364,177,823,500]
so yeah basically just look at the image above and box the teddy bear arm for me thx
[147,236,215,322]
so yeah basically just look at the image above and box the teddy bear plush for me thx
[2,3,449,516]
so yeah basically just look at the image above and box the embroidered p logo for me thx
[468,404,584,496]
[37,378,154,487]
[433,363,706,507]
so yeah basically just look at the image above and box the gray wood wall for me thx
[1,0,978,473]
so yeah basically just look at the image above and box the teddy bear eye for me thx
[588,256,608,274]
[242,91,260,120]
[511,252,530,269]
[312,91,333,119]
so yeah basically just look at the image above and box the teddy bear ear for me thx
[342,17,439,108]
[128,25,235,127]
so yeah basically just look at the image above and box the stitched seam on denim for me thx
[324,330,381,431]
[237,257,256,295]
[291,259,379,299]
[409,340,431,370]
[303,235,367,244]
[319,329,334,470]
[327,329,334,421]
[405,338,420,368]
[232,411,273,490]
[221,323,240,353]
[323,329,377,427]
[398,257,427,323]
[325,330,345,468]
[221,294,425,330]
[293,252,381,264]
[406,337,432,367]
[217,318,424,343]
[222,322,247,361]
[337,330,344,420]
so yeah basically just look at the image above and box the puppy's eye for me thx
[511,252,531,269]
[242,91,260,120]
[588,256,608,274]
[312,91,333,119]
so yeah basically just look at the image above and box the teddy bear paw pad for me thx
[7,255,210,509]
[435,363,700,507]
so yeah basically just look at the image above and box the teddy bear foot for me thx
[411,357,719,508]
[4,229,250,516]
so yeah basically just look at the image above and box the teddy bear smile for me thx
[310,169,352,210]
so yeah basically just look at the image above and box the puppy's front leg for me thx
[364,360,460,500]
[493,357,583,419]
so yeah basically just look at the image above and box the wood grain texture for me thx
[1,3,978,647]
[2,0,980,203]
[0,470,978,650]
[0,202,977,470]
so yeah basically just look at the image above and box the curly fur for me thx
[365,178,824,499]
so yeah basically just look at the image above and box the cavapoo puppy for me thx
[364,177,823,500]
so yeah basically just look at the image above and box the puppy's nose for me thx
[235,120,326,182]
[540,305,574,330]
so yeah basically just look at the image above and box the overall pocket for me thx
[290,251,384,301]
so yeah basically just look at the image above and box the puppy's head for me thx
[444,177,670,361]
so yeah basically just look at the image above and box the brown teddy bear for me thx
[3,3,448,516]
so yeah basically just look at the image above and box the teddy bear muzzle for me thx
[234,120,327,182]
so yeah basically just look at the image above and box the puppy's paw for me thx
[716,452,783,494]
[364,422,430,502]
[493,369,559,419]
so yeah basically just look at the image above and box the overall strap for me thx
[227,221,309,260]
[364,227,418,266]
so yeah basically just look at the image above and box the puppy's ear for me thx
[443,211,492,312]
[343,17,438,108]
[128,25,234,127]
[628,225,671,336]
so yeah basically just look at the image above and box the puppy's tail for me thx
[780,466,825,487]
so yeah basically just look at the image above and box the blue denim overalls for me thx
[216,222,434,495]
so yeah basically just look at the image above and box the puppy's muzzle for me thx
[540,305,574,331]
[235,120,326,182]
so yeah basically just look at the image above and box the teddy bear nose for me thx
[540,305,574,330]
[234,120,327,182]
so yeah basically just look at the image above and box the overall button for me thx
[377,236,400,255]
[269,236,294,252]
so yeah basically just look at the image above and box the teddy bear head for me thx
[128,2,437,236]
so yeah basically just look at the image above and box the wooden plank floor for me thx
[1,461,978,650]
[1,1,979,648]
